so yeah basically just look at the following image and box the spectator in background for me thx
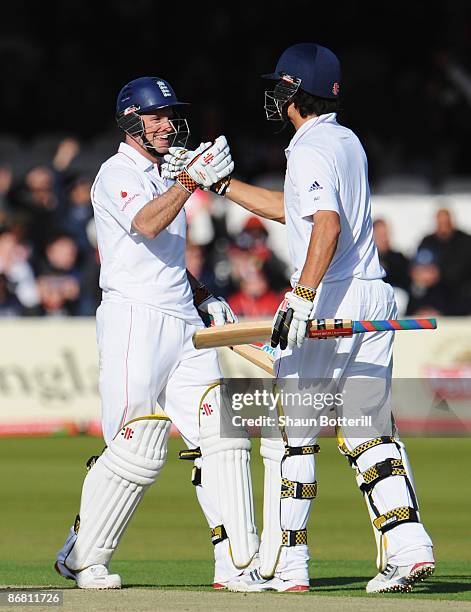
[35,233,81,316]
[186,240,220,297]
[231,216,289,292]
[9,165,63,253]
[406,248,447,316]
[373,218,410,291]
[0,165,13,222]
[0,273,23,316]
[373,218,410,315]
[228,262,280,318]
[418,208,471,314]
[61,174,94,257]
[0,226,39,311]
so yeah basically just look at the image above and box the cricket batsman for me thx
[54,76,258,589]
[165,43,435,594]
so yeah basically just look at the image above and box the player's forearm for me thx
[132,184,191,239]
[298,214,341,289]
[226,179,285,223]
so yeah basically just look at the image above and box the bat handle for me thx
[307,319,353,339]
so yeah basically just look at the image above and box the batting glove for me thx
[177,136,234,192]
[271,285,316,350]
[198,295,238,327]
[161,142,211,180]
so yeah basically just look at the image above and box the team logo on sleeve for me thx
[120,190,141,210]
[308,181,323,192]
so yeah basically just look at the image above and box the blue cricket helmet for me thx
[263,43,341,99]
[116,76,189,118]
[263,43,341,121]
[116,76,190,151]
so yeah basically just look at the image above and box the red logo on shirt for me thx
[121,193,141,211]
[121,191,127,198]
[332,82,340,96]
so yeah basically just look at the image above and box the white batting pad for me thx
[259,438,285,578]
[65,415,171,571]
[199,384,258,568]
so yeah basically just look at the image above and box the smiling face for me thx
[141,109,175,156]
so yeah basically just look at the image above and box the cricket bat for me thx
[230,344,275,375]
[193,318,437,349]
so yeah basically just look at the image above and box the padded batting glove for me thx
[161,142,211,180]
[271,284,317,350]
[198,295,238,327]
[176,136,234,192]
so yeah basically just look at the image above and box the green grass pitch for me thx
[1,435,470,601]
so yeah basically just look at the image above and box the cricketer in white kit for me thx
[164,44,435,594]
[54,76,258,589]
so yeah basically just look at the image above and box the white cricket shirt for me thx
[91,142,201,324]
[284,113,384,285]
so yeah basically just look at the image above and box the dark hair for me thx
[292,89,340,118]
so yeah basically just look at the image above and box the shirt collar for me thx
[118,142,155,173]
[285,112,338,156]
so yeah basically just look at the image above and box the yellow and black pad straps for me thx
[360,458,407,493]
[338,436,396,465]
[281,478,318,500]
[282,529,308,546]
[211,524,228,545]
[373,506,419,533]
[284,444,320,457]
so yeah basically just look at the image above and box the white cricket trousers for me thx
[272,278,433,580]
[96,300,220,446]
[95,300,240,582]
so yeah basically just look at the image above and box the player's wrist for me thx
[294,283,317,302]
[193,284,213,308]
[210,175,232,197]
[176,169,199,194]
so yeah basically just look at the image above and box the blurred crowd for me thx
[374,209,471,317]
[1,138,471,319]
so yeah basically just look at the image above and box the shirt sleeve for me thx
[94,166,150,234]
[289,145,339,220]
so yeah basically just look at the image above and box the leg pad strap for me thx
[284,444,320,457]
[339,436,396,464]
[373,506,419,533]
[360,458,406,493]
[281,478,317,499]
[281,529,308,546]
[179,448,201,460]
[211,524,228,546]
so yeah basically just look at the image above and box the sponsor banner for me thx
[0,319,99,436]
[1,317,471,436]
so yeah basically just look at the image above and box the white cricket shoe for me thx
[55,560,121,589]
[55,526,121,589]
[75,565,122,589]
[227,569,309,593]
[366,561,435,593]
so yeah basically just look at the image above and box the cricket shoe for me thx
[55,561,122,589]
[227,569,309,593]
[55,527,121,589]
[366,562,435,593]
[212,581,228,590]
